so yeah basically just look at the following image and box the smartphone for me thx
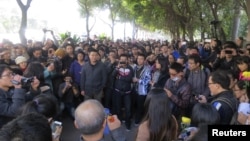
[51,121,62,134]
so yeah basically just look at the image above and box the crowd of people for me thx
[0,32,249,141]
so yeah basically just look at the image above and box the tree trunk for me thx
[124,22,126,42]
[231,1,241,40]
[132,20,136,40]
[19,9,27,45]
[188,30,194,42]
[111,20,114,41]
[16,0,32,45]
[246,0,250,41]
[86,12,90,39]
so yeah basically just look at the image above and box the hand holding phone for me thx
[51,121,62,134]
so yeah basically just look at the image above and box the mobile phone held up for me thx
[51,121,62,134]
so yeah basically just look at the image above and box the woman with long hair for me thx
[150,56,169,89]
[135,88,178,141]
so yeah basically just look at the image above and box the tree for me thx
[16,0,32,45]
[239,0,250,41]
[78,0,101,39]
[101,0,122,41]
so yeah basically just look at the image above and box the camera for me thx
[21,77,34,86]
[11,76,34,87]
[225,50,233,54]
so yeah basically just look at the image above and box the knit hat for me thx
[54,48,66,58]
[15,56,27,64]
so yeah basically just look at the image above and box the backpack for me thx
[211,97,238,124]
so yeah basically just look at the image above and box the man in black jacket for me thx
[112,54,134,131]
[198,70,238,124]
[80,49,107,102]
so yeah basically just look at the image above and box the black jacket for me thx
[80,61,107,95]
[0,88,26,128]
[209,90,238,124]
[112,65,134,92]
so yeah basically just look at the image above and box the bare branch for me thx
[16,0,24,9]
[89,17,96,32]
[26,0,32,9]
[99,17,112,28]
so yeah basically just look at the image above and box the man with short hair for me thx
[112,54,134,131]
[74,99,126,141]
[198,70,238,124]
[0,64,40,128]
[164,62,191,125]
[80,49,107,102]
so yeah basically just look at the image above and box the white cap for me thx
[15,56,27,64]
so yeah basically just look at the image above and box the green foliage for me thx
[98,33,110,40]
[59,32,81,45]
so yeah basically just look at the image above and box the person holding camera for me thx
[212,42,239,75]
[0,64,40,128]
[111,54,134,131]
[58,75,80,119]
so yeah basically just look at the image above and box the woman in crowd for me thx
[150,56,169,89]
[20,94,62,141]
[135,88,178,141]
[69,51,85,88]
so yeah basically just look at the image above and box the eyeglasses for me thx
[1,72,14,78]
[208,82,216,85]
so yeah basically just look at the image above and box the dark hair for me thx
[236,56,250,68]
[137,53,146,60]
[223,41,237,50]
[0,113,52,141]
[142,88,177,141]
[235,80,246,90]
[119,53,128,59]
[0,64,11,76]
[76,50,85,58]
[188,54,202,66]
[169,62,183,73]
[156,56,168,73]
[20,94,58,119]
[88,48,98,54]
[191,103,220,127]
[23,61,45,81]
[188,124,208,141]
[210,70,230,90]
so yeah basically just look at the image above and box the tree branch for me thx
[26,0,32,9]
[16,0,24,9]
[89,17,96,32]
[99,17,112,28]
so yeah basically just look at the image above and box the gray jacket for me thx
[79,126,126,141]
[80,61,107,95]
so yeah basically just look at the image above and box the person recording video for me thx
[0,64,40,128]
[111,54,134,131]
